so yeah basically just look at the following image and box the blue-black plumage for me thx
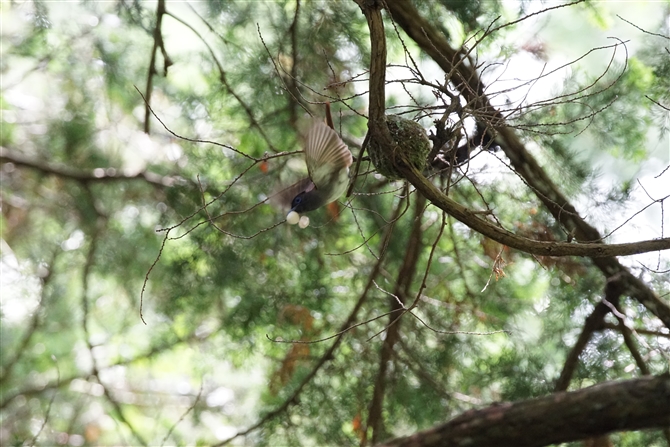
[281,121,353,215]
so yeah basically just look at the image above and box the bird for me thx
[277,121,352,225]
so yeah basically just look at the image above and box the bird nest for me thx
[368,115,430,180]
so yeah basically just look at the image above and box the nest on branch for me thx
[368,115,430,180]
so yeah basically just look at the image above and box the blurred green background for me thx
[1,1,669,446]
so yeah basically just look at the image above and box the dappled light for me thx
[1,1,669,446]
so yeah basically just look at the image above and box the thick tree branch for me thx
[353,4,416,443]
[398,163,670,258]
[378,375,670,447]
[355,0,394,148]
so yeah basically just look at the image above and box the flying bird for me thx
[278,121,352,227]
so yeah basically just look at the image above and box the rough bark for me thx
[377,375,670,447]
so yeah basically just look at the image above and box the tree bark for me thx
[377,375,670,447]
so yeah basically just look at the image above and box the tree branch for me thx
[143,0,172,133]
[378,375,670,447]
[365,194,425,445]
[1,148,181,187]
[163,12,281,153]
[599,322,670,338]
[398,163,670,258]
[555,277,623,392]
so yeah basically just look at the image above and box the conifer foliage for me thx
[1,1,669,446]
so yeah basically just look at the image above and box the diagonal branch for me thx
[163,12,281,153]
[554,276,623,392]
[378,375,670,447]
[398,163,670,258]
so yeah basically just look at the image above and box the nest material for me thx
[368,115,430,180]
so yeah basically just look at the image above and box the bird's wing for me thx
[304,121,352,189]
[269,177,314,210]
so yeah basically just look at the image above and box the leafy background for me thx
[1,1,669,446]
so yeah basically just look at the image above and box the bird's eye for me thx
[291,194,304,211]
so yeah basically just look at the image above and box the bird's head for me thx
[290,190,322,213]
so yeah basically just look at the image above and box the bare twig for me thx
[29,356,60,447]
[160,381,204,447]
